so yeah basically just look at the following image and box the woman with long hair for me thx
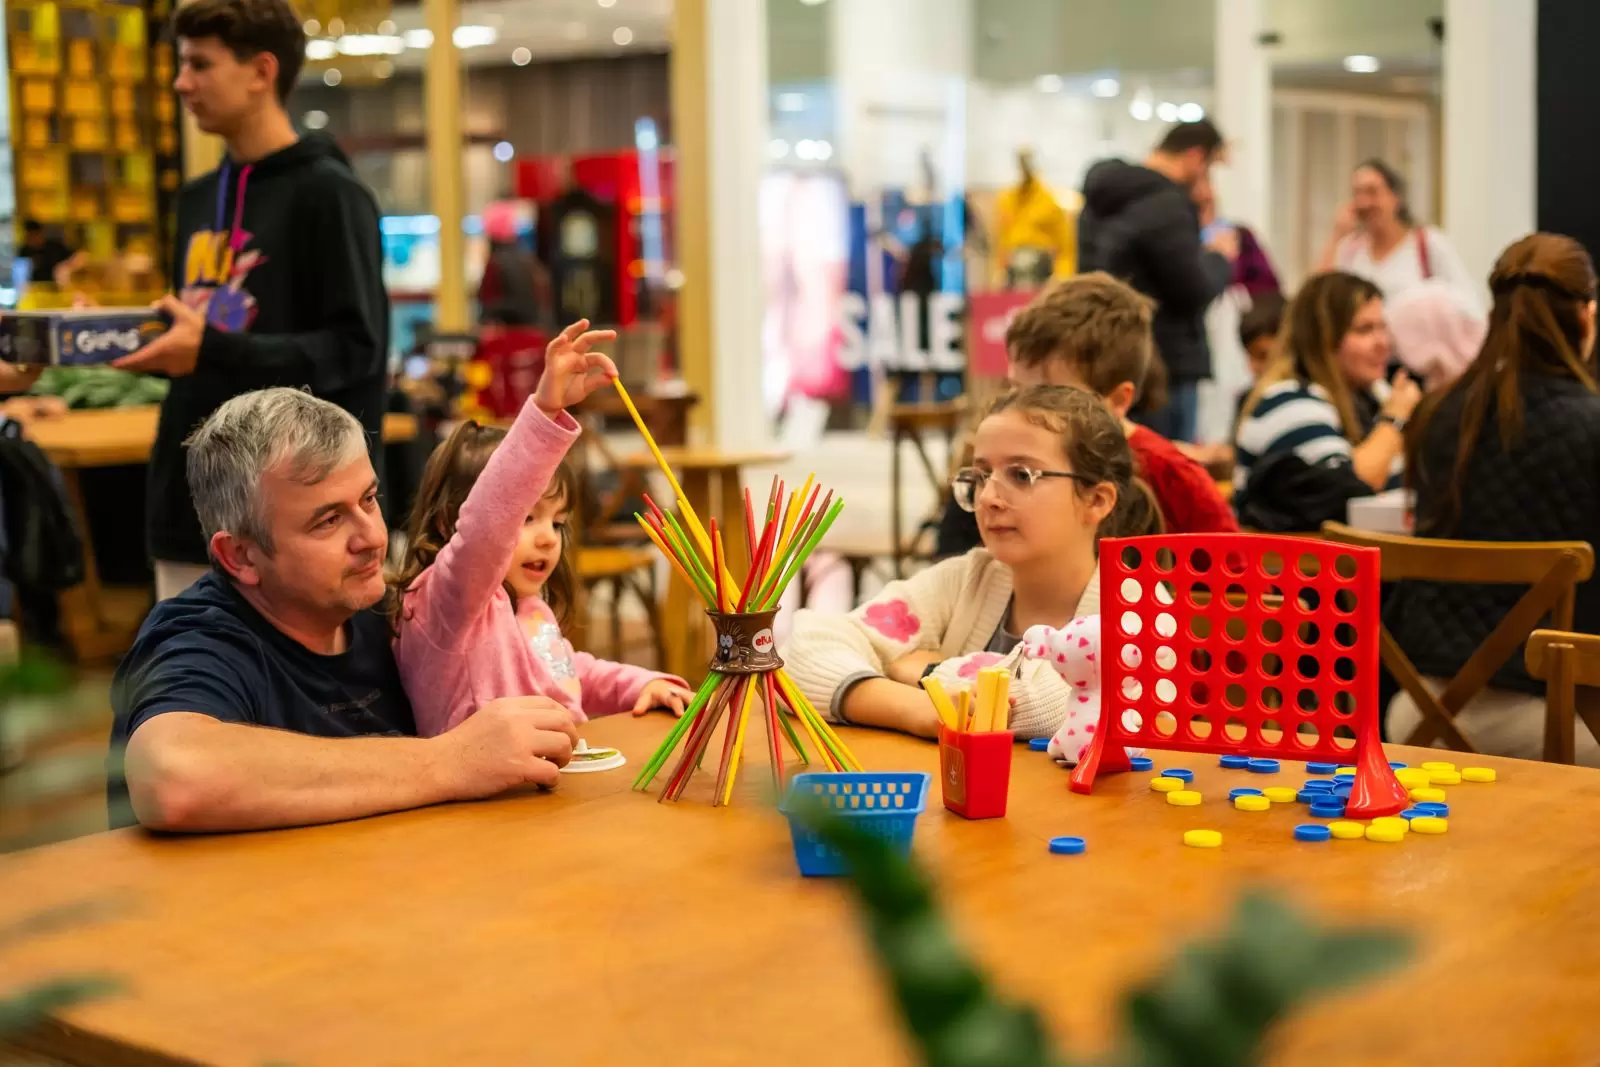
[1387,233,1600,764]
[1231,270,1421,531]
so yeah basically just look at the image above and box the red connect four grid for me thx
[1069,533,1410,818]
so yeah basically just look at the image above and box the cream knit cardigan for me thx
[782,548,1102,740]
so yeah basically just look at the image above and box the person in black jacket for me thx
[1078,120,1237,443]
[111,0,388,602]
[1386,232,1600,764]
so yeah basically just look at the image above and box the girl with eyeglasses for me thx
[782,386,1161,742]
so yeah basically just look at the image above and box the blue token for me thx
[1129,756,1154,771]
[1332,782,1354,797]
[1219,754,1251,769]
[1416,802,1450,818]
[1161,768,1194,782]
[1296,789,1324,804]
[1029,737,1050,752]
[1048,836,1086,855]
[1309,799,1347,818]
[1247,758,1281,774]
[1228,787,1264,800]
[1301,779,1335,793]
[1399,808,1427,820]
[1389,761,1408,769]
[1295,824,1333,842]
[1306,762,1339,775]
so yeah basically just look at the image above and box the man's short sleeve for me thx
[113,631,265,741]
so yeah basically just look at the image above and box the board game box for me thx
[0,308,167,366]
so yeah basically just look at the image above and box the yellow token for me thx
[1396,768,1432,788]
[1429,770,1463,786]
[1334,767,1358,777]
[1150,776,1184,793]
[1167,790,1203,807]
[1371,816,1410,835]
[1263,786,1297,804]
[1421,761,1457,773]
[1410,816,1449,834]
[1365,824,1405,843]
[1409,787,1447,803]
[1461,767,1497,783]
[1234,794,1271,812]
[1183,829,1223,848]
[1329,820,1366,840]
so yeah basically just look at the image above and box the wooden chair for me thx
[1524,630,1600,764]
[575,545,664,668]
[1320,522,1595,755]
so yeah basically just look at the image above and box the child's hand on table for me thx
[631,679,696,717]
[535,318,619,416]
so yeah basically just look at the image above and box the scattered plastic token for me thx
[1396,769,1432,788]
[1234,795,1271,812]
[1399,808,1427,821]
[1219,754,1251,769]
[1151,777,1185,793]
[1029,737,1050,752]
[1183,829,1222,849]
[1421,761,1458,773]
[1410,816,1449,835]
[1429,770,1463,786]
[1228,787,1264,800]
[1416,802,1450,818]
[1167,790,1203,807]
[1296,789,1324,805]
[1309,800,1347,818]
[1247,758,1281,774]
[1129,756,1155,771]
[1302,779,1335,793]
[1162,768,1195,783]
[1461,766,1496,783]
[1306,762,1339,775]
[1388,761,1408,769]
[1334,767,1358,778]
[1410,787,1447,803]
[1049,836,1087,855]
[1371,816,1410,835]
[1263,786,1297,804]
[1329,821,1366,840]
[1295,824,1333,842]
[1365,824,1405,843]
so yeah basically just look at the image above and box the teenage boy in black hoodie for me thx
[114,0,388,600]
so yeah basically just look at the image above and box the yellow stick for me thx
[958,689,972,732]
[636,517,704,596]
[991,668,1011,732]
[975,669,998,733]
[774,670,860,771]
[777,474,815,557]
[920,676,960,731]
[721,679,759,805]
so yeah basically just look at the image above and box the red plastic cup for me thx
[938,724,1015,819]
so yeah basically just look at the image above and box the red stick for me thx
[643,493,667,526]
[737,501,780,611]
[764,671,785,792]
[664,674,736,801]
[711,676,750,805]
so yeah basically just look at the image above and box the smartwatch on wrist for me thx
[921,661,940,682]
[1376,412,1407,433]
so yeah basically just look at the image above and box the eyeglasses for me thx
[950,464,1097,512]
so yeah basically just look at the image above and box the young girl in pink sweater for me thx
[392,320,693,737]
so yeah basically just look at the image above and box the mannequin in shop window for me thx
[992,148,1075,289]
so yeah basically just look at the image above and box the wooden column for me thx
[424,0,468,332]
[670,0,711,439]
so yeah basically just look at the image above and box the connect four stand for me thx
[1070,534,1410,819]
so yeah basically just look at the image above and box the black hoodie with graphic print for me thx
[149,132,389,565]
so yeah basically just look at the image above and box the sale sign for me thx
[966,290,1038,379]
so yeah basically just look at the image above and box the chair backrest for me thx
[1320,522,1596,759]
[1525,629,1600,762]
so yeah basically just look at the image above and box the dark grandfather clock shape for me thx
[546,181,617,326]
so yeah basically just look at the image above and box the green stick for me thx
[632,672,723,789]
[752,490,833,610]
[759,500,845,611]
[663,511,717,606]
[637,515,715,604]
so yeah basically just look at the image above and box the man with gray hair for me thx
[110,388,577,832]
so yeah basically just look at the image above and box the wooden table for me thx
[619,446,790,681]
[3,717,1598,1066]
[24,407,418,662]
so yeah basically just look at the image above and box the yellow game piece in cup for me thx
[1328,820,1365,840]
[1410,816,1449,835]
[1150,777,1184,793]
[1234,795,1271,812]
[1371,816,1410,835]
[1410,787,1446,803]
[1167,790,1203,807]
[1365,824,1405,843]
[1183,829,1222,848]
[1461,767,1497,783]
[1263,786,1297,804]
[1429,769,1463,786]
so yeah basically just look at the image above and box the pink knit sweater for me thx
[394,399,680,737]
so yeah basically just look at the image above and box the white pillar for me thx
[1212,0,1271,240]
[704,0,773,451]
[1443,0,1536,285]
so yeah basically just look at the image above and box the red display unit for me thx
[513,150,676,328]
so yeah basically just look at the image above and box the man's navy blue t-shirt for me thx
[109,571,416,825]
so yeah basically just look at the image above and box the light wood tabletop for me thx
[27,406,419,469]
[2,716,1598,1066]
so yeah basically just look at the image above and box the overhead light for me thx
[305,38,337,60]
[1343,54,1381,73]
[512,46,532,65]
[799,0,828,5]
[776,92,806,112]
[493,141,515,163]
[597,0,616,7]
[768,138,790,160]
[323,68,342,86]
[814,140,833,161]
[612,26,633,45]
[1090,77,1120,98]
[403,28,433,48]
[1156,101,1180,122]
[303,18,321,35]
[795,139,818,161]
[453,25,498,48]
[1177,101,1204,122]
[327,17,344,36]
[377,19,395,35]
[1035,74,1063,93]
[372,59,393,79]
[302,109,328,130]
[336,34,404,56]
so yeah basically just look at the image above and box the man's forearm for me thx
[125,713,454,832]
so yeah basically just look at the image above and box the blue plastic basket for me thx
[779,771,931,877]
